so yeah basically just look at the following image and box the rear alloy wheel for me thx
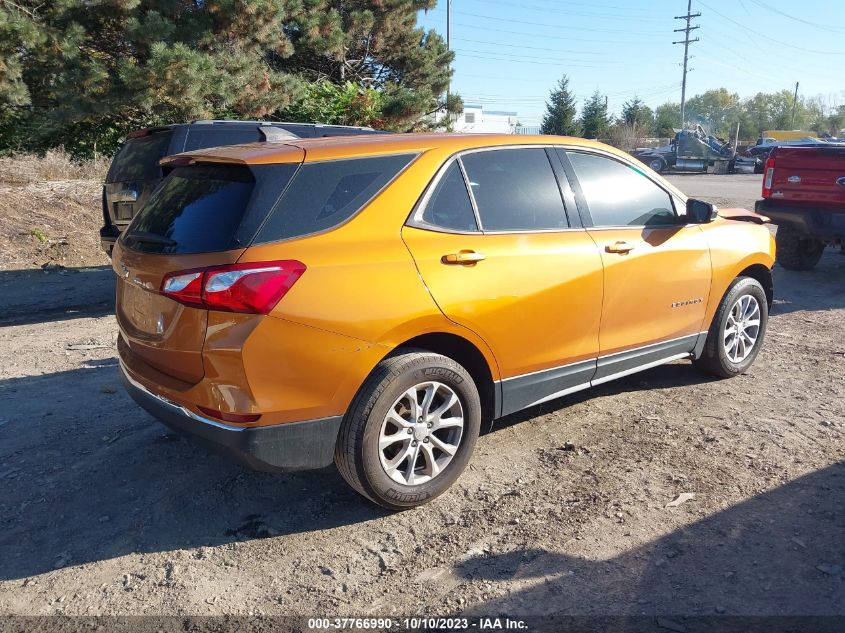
[694,277,768,378]
[335,349,481,510]
[378,382,464,486]
[776,225,825,271]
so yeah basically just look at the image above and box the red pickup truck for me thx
[755,144,845,270]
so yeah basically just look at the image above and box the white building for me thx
[453,104,519,134]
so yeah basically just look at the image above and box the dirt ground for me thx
[0,153,109,272]
[0,173,843,626]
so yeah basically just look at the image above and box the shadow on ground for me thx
[0,357,390,581]
[455,462,845,622]
[0,265,114,325]
[0,351,735,581]
[768,249,845,316]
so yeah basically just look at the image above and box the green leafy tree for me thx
[740,89,810,138]
[540,74,578,136]
[621,97,653,129]
[653,102,680,137]
[685,88,741,136]
[0,0,455,156]
[281,81,385,127]
[579,89,609,139]
[824,106,845,137]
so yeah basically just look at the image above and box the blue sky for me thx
[416,0,845,126]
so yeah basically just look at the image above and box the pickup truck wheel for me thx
[335,349,481,510]
[694,277,768,379]
[776,225,824,271]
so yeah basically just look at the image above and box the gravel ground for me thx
[0,175,843,623]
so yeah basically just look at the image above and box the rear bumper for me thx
[120,361,342,472]
[755,200,845,240]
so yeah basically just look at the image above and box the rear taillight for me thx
[197,406,261,424]
[762,158,775,198]
[161,260,305,314]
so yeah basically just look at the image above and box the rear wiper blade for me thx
[126,231,177,246]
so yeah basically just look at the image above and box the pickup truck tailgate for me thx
[768,145,845,207]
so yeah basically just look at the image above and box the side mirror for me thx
[686,198,718,224]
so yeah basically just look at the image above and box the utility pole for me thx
[673,0,700,128]
[446,0,452,117]
[791,81,799,128]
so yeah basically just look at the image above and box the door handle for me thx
[441,250,486,265]
[605,241,635,254]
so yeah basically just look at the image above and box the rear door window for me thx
[106,131,173,183]
[460,148,568,231]
[122,164,296,254]
[254,154,416,243]
[419,162,478,232]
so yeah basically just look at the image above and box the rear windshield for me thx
[122,153,415,254]
[121,164,295,255]
[253,153,416,244]
[107,131,173,183]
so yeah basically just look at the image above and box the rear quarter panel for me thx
[236,148,502,415]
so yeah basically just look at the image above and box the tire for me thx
[775,225,825,271]
[694,277,768,379]
[646,156,666,173]
[335,349,481,510]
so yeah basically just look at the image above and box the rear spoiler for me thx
[259,127,298,142]
[126,126,173,139]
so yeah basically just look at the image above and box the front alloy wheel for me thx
[694,276,768,378]
[723,295,761,363]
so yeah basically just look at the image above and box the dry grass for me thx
[0,152,108,270]
[0,148,110,185]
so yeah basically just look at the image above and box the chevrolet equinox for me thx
[115,134,776,509]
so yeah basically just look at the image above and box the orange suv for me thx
[115,134,775,509]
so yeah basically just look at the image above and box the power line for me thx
[673,0,700,126]
[453,37,617,56]
[455,52,611,68]
[746,0,845,34]
[454,48,624,65]
[697,0,845,55]
[443,20,666,45]
[451,9,667,35]
[463,0,671,22]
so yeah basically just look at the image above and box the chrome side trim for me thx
[597,333,699,360]
[590,353,691,387]
[407,144,579,235]
[500,356,593,382]
[119,360,246,432]
[500,333,700,384]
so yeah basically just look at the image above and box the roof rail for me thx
[190,119,273,125]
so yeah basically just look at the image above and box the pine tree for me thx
[580,90,609,139]
[621,97,653,129]
[0,0,454,154]
[540,75,578,136]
